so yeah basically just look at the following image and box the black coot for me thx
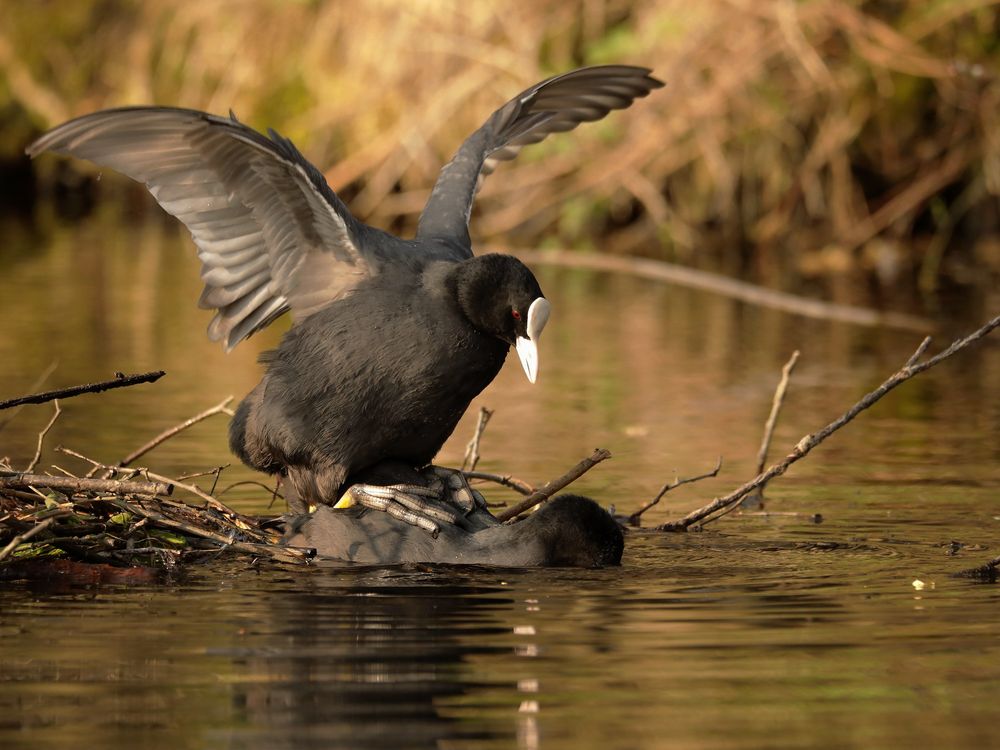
[285,494,625,568]
[27,66,663,515]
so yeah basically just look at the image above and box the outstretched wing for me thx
[416,65,664,249]
[27,107,374,350]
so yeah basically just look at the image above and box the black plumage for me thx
[27,66,663,509]
[285,494,625,568]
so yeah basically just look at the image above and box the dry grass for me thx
[3,0,998,288]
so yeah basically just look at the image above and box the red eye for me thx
[511,309,521,321]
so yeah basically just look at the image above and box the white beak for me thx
[515,297,550,384]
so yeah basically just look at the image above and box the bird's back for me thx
[250,261,509,482]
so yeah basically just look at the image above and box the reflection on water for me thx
[3,536,1000,750]
[1,210,999,749]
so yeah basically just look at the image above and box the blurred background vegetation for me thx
[2,0,999,305]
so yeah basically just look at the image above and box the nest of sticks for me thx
[0,373,611,575]
[2,313,998,580]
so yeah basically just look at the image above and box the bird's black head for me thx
[451,254,550,383]
[528,495,625,567]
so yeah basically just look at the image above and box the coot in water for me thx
[286,458,623,566]
[27,66,663,524]
[286,494,624,567]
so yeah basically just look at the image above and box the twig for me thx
[53,445,236,516]
[658,314,1000,531]
[117,396,234,467]
[627,456,723,525]
[496,448,612,522]
[513,250,933,332]
[462,407,494,471]
[0,471,172,497]
[0,370,166,410]
[24,400,61,473]
[55,445,126,480]
[176,465,230,483]
[117,500,311,565]
[141,470,241,517]
[216,480,284,499]
[0,516,60,563]
[744,350,800,507]
[463,470,535,496]
[755,351,800,474]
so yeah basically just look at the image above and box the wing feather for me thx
[27,107,374,350]
[416,65,663,247]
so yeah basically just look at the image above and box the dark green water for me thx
[1,210,999,749]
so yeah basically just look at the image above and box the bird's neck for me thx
[447,257,509,341]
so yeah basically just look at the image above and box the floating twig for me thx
[0,370,166,410]
[627,456,723,526]
[659,314,1000,531]
[496,448,612,522]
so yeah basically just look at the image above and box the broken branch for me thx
[496,448,612,522]
[659,313,1000,531]
[627,456,723,525]
[742,350,800,507]
[0,370,166,410]
[0,472,172,497]
[117,396,234,467]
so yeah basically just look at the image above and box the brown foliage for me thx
[3,0,998,287]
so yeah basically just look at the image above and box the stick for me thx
[176,465,230,483]
[0,370,166,410]
[0,472,172,497]
[755,351,800,474]
[118,500,311,565]
[141,470,241,517]
[496,448,612,522]
[24,400,61,473]
[216,480,284,498]
[117,396,234,467]
[658,314,1000,531]
[744,350,800,506]
[462,407,494,471]
[0,516,59,563]
[463,470,535,496]
[627,456,723,525]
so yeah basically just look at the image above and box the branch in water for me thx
[659,313,1000,531]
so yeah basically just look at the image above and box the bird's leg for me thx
[424,465,488,513]
[338,483,463,537]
